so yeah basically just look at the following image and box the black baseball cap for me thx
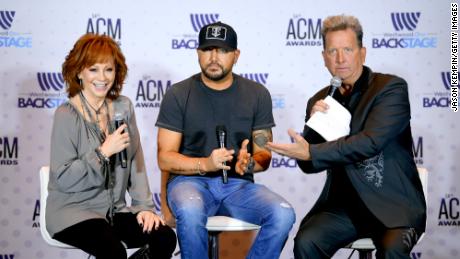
[198,21,238,50]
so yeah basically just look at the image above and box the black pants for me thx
[53,213,177,259]
[293,204,421,259]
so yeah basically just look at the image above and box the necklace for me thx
[79,92,110,142]
[80,92,106,123]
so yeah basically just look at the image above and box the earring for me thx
[79,78,82,86]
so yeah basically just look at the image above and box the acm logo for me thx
[0,137,18,165]
[0,11,15,30]
[285,15,322,47]
[86,15,121,43]
[135,76,172,108]
[438,193,460,226]
[171,13,219,49]
[18,72,67,108]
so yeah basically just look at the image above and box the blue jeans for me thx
[167,176,296,259]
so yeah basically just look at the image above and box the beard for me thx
[201,63,231,81]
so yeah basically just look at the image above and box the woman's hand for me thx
[99,124,129,157]
[136,211,165,233]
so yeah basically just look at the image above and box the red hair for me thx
[62,33,128,99]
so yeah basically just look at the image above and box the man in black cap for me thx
[156,21,295,258]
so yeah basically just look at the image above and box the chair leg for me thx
[208,231,220,259]
[358,249,373,259]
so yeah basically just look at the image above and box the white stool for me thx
[39,166,77,249]
[205,216,261,259]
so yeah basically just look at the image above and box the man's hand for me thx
[203,148,234,172]
[310,99,329,117]
[235,139,251,175]
[266,129,311,160]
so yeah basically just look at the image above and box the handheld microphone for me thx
[328,76,342,97]
[216,125,228,184]
[114,113,127,168]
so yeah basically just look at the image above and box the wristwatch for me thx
[244,157,255,174]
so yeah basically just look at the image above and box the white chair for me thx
[344,167,428,259]
[39,166,77,249]
[205,216,261,259]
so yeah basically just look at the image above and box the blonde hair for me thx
[321,14,363,48]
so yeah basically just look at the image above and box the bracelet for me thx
[244,157,255,174]
[95,147,110,163]
[197,159,206,175]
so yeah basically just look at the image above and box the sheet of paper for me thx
[305,96,351,141]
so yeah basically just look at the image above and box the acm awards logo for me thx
[0,10,32,48]
[17,72,67,108]
[86,14,121,45]
[285,15,322,47]
[438,193,460,226]
[422,72,452,108]
[0,254,15,259]
[171,14,219,50]
[0,137,18,166]
[135,75,172,108]
[372,12,437,49]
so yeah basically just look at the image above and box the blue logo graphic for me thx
[0,11,32,48]
[272,94,286,109]
[0,11,15,30]
[372,12,436,49]
[190,14,219,32]
[422,71,452,108]
[240,73,269,85]
[37,72,64,91]
[0,254,15,259]
[172,14,220,50]
[391,12,421,31]
[17,72,67,108]
[153,192,161,214]
[441,72,453,90]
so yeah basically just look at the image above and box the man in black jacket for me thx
[267,14,426,259]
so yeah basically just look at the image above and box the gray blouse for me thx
[46,95,154,236]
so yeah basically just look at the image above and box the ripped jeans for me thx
[167,176,296,259]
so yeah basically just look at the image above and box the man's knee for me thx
[268,202,296,231]
[376,228,420,259]
[294,231,328,259]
